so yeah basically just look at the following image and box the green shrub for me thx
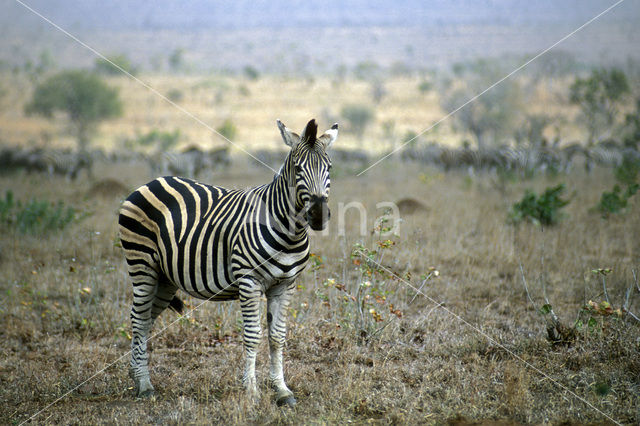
[130,129,180,151]
[341,104,375,139]
[216,119,237,141]
[0,190,79,234]
[243,65,260,80]
[166,88,184,103]
[614,158,640,186]
[596,183,638,218]
[94,54,138,76]
[508,184,570,226]
[418,80,432,93]
[595,158,639,218]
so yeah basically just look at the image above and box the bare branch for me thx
[409,275,431,305]
[623,284,632,312]
[519,263,538,312]
[625,310,640,323]
[602,275,610,304]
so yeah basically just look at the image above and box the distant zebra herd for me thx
[0,145,231,180]
[1,139,638,180]
[401,141,640,174]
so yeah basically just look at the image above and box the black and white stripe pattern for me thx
[119,119,337,405]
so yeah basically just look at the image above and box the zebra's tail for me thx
[168,296,184,314]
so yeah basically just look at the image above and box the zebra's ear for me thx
[277,119,300,148]
[317,123,338,150]
[300,119,318,145]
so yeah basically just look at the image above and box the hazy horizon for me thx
[2,1,640,74]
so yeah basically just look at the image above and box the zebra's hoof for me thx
[137,388,155,399]
[276,395,297,407]
[133,375,155,398]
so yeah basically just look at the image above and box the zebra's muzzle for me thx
[306,195,330,231]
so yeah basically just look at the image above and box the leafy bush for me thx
[418,80,432,93]
[596,184,638,218]
[129,129,180,152]
[309,213,436,344]
[596,158,639,218]
[508,184,570,226]
[623,97,640,148]
[216,119,237,141]
[341,104,374,139]
[166,88,184,103]
[0,191,78,234]
[94,54,138,76]
[243,65,260,80]
[168,48,185,72]
[614,157,640,186]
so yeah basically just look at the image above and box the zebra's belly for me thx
[170,267,238,301]
[160,235,238,301]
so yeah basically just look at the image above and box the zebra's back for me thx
[119,176,245,300]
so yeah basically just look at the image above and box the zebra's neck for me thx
[264,154,307,241]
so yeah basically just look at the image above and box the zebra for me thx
[0,146,93,179]
[118,119,337,406]
[149,146,231,178]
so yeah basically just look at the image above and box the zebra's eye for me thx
[295,165,302,173]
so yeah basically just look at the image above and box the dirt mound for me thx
[396,198,429,215]
[87,179,130,198]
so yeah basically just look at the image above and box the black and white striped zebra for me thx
[118,119,337,406]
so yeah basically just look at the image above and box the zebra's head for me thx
[277,118,338,231]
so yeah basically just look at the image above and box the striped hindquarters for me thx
[118,176,242,300]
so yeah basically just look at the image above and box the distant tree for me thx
[370,80,386,103]
[216,119,237,141]
[569,68,629,145]
[513,114,552,148]
[529,50,581,88]
[94,54,138,76]
[25,70,122,151]
[0,83,6,111]
[440,59,523,150]
[168,48,185,72]
[166,88,184,103]
[353,60,381,81]
[332,64,347,87]
[623,97,640,148]
[34,50,56,78]
[129,129,180,152]
[418,80,432,94]
[341,104,375,139]
[243,65,260,80]
[389,61,412,77]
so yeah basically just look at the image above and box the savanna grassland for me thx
[1,61,640,425]
[1,156,639,424]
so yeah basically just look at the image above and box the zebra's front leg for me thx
[238,280,264,401]
[129,283,156,398]
[267,283,296,407]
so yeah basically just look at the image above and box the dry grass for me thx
[1,158,639,424]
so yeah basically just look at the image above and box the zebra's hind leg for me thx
[152,278,180,320]
[267,283,296,407]
[129,279,157,398]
